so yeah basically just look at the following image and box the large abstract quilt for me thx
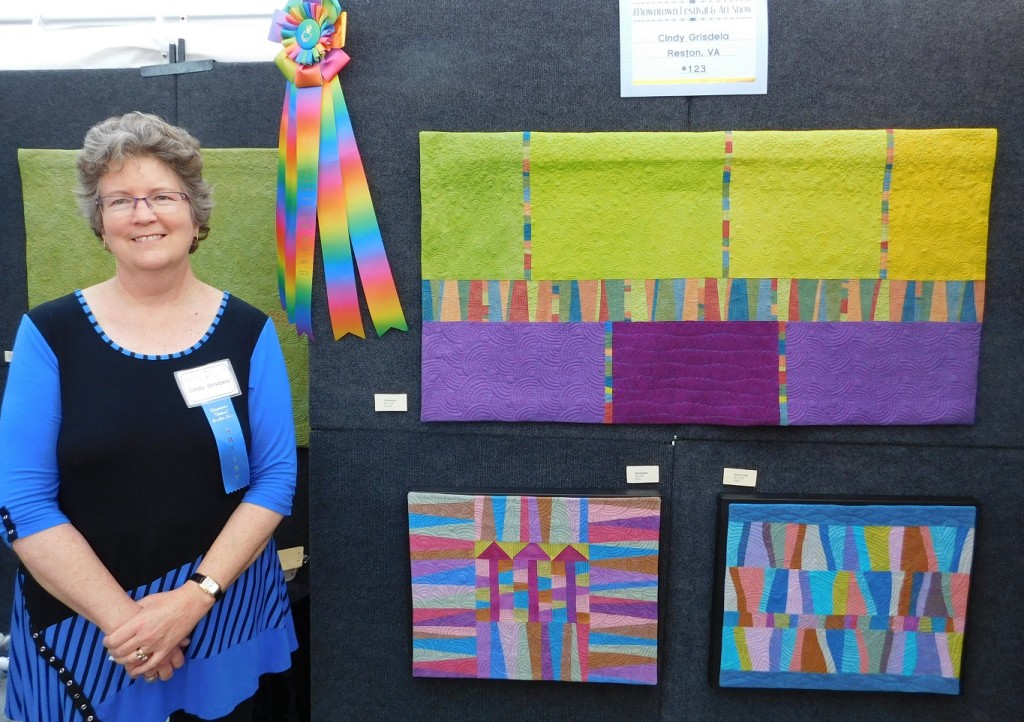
[408,492,661,684]
[420,130,997,425]
[710,495,977,694]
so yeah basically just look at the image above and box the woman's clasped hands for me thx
[102,586,214,683]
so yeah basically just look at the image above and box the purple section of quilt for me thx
[612,322,780,425]
[786,323,982,425]
[421,322,606,422]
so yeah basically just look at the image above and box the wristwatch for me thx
[189,572,224,601]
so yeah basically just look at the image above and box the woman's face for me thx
[97,156,200,274]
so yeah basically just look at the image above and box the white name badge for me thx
[174,359,242,408]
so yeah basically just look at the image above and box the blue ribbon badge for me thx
[174,359,251,493]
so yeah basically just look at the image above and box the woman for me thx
[0,112,297,721]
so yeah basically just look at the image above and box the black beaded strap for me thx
[30,628,101,722]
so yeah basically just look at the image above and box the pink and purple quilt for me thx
[409,492,661,684]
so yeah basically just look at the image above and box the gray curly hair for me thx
[75,112,213,252]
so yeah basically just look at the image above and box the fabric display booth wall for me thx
[408,492,661,685]
[710,494,977,695]
[419,129,996,426]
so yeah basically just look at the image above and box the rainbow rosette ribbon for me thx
[269,1,406,339]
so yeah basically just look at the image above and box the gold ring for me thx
[135,647,149,662]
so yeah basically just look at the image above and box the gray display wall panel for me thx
[297,0,1022,449]
[664,440,1022,720]
[313,429,1022,720]
[310,428,672,720]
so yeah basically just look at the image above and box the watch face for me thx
[192,574,222,598]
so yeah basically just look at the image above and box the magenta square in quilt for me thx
[612,322,780,425]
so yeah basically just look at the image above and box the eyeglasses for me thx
[95,192,190,214]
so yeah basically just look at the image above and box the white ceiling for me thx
[0,1,284,69]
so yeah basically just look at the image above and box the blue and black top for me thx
[0,291,297,722]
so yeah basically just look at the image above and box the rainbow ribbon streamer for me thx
[269,1,406,339]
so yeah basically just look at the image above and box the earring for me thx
[189,236,199,253]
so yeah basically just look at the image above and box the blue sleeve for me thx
[242,318,297,515]
[0,316,71,545]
